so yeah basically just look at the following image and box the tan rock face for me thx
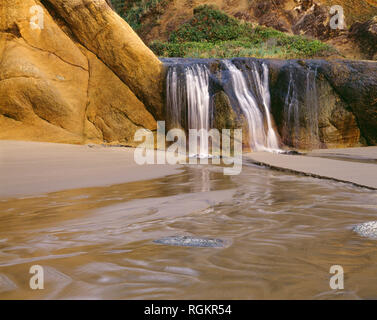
[0,0,160,144]
[84,49,156,145]
[45,0,165,119]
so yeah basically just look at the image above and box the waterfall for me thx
[166,64,210,131]
[166,65,186,129]
[166,66,180,128]
[165,60,281,153]
[222,60,280,152]
[284,69,300,146]
[186,64,210,134]
[283,65,320,148]
[186,64,210,157]
[166,63,211,156]
[306,66,319,144]
[255,64,280,151]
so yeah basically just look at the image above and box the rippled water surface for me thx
[0,164,377,299]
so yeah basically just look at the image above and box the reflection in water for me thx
[0,165,377,299]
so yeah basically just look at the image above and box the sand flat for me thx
[246,149,377,189]
[308,146,377,160]
[0,141,182,198]
[2,141,377,198]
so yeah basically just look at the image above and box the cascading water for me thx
[254,64,281,151]
[166,63,211,156]
[223,60,280,152]
[284,69,300,146]
[165,59,281,153]
[282,65,320,148]
[186,64,211,157]
[166,66,181,129]
[186,64,210,153]
[306,66,319,143]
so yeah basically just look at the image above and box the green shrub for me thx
[169,5,250,43]
[114,2,337,59]
[112,0,170,30]
[150,39,335,59]
[160,4,337,59]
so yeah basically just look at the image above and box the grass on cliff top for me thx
[111,0,170,31]
[149,5,338,59]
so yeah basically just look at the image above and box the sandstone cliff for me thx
[0,0,163,145]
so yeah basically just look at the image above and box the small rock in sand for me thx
[353,221,377,239]
[154,236,224,248]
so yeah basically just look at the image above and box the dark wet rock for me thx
[268,59,362,149]
[353,221,377,239]
[212,91,238,130]
[100,144,130,148]
[162,57,377,150]
[281,150,303,155]
[316,60,377,145]
[154,236,225,248]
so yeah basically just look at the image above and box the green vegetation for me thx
[169,5,250,43]
[150,5,337,59]
[111,0,169,31]
[150,39,334,59]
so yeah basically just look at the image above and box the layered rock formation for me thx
[244,58,376,149]
[316,60,377,145]
[268,59,377,149]
[0,0,163,144]
[163,58,377,150]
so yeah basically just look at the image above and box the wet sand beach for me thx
[0,141,182,198]
[0,141,376,299]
